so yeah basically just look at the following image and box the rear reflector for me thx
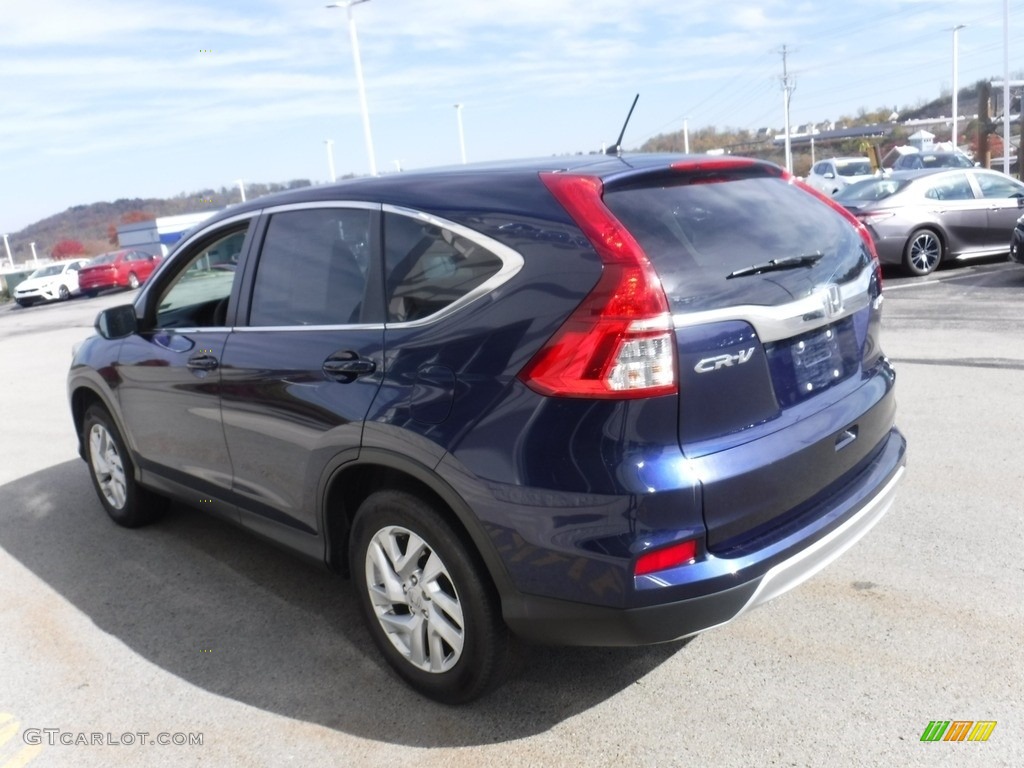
[635,539,698,576]
[518,173,677,399]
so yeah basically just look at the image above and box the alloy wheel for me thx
[907,231,942,275]
[89,423,127,510]
[364,525,466,674]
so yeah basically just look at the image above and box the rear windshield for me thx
[836,161,872,176]
[604,176,870,314]
[89,252,119,265]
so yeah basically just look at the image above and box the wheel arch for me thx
[69,384,134,464]
[320,451,514,600]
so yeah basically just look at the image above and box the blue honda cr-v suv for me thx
[69,154,906,703]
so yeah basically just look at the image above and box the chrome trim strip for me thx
[671,265,874,343]
[232,323,386,333]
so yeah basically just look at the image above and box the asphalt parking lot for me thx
[1,261,1022,767]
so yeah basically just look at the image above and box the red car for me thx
[78,249,162,296]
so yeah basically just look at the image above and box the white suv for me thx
[13,259,91,306]
[805,157,876,196]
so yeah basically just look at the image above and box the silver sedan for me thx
[835,168,1024,276]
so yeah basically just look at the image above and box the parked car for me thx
[77,249,162,296]
[1010,215,1024,265]
[68,155,906,703]
[12,259,90,306]
[835,168,1024,275]
[804,156,876,195]
[890,151,975,171]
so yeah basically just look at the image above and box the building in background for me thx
[116,212,218,256]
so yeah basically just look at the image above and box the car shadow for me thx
[0,460,687,746]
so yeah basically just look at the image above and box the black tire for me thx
[349,490,509,704]
[82,405,167,527]
[85,290,98,298]
[127,272,140,289]
[902,228,944,276]
[58,284,70,301]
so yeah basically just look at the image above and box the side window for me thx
[155,227,248,329]
[924,174,974,201]
[383,213,503,323]
[977,173,1024,199]
[249,208,371,326]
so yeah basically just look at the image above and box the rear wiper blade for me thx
[726,252,824,279]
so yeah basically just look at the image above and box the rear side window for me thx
[249,208,371,326]
[604,176,869,314]
[976,172,1024,199]
[924,174,974,201]
[383,212,503,322]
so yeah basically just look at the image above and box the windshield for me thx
[29,264,64,278]
[921,154,972,168]
[836,161,873,176]
[604,176,870,314]
[835,178,907,203]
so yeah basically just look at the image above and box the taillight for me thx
[518,173,676,399]
[635,538,697,576]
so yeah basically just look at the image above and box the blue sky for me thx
[1,0,1020,234]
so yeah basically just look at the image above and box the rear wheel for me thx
[83,405,166,527]
[902,228,943,276]
[349,490,509,704]
[127,272,140,289]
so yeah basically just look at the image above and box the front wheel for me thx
[349,490,509,704]
[83,405,166,527]
[58,284,70,301]
[903,228,944,276]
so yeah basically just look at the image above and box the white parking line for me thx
[883,261,1017,291]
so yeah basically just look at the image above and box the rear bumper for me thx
[503,429,906,646]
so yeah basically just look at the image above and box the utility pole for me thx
[780,45,794,174]
[951,25,966,149]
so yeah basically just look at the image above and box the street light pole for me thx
[951,24,966,150]
[3,234,12,267]
[325,139,337,182]
[454,103,467,164]
[235,179,246,203]
[30,242,38,264]
[327,0,377,176]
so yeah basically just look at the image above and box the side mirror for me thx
[823,171,835,179]
[95,305,138,340]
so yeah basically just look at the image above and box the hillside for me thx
[9,76,1023,264]
[639,77,1023,176]
[7,180,316,264]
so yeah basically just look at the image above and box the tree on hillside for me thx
[121,210,156,224]
[52,239,86,259]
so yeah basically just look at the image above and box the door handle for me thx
[323,352,376,382]
[187,354,219,371]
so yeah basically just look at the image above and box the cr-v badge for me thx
[694,348,755,373]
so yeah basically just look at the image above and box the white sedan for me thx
[805,157,877,196]
[13,259,91,306]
